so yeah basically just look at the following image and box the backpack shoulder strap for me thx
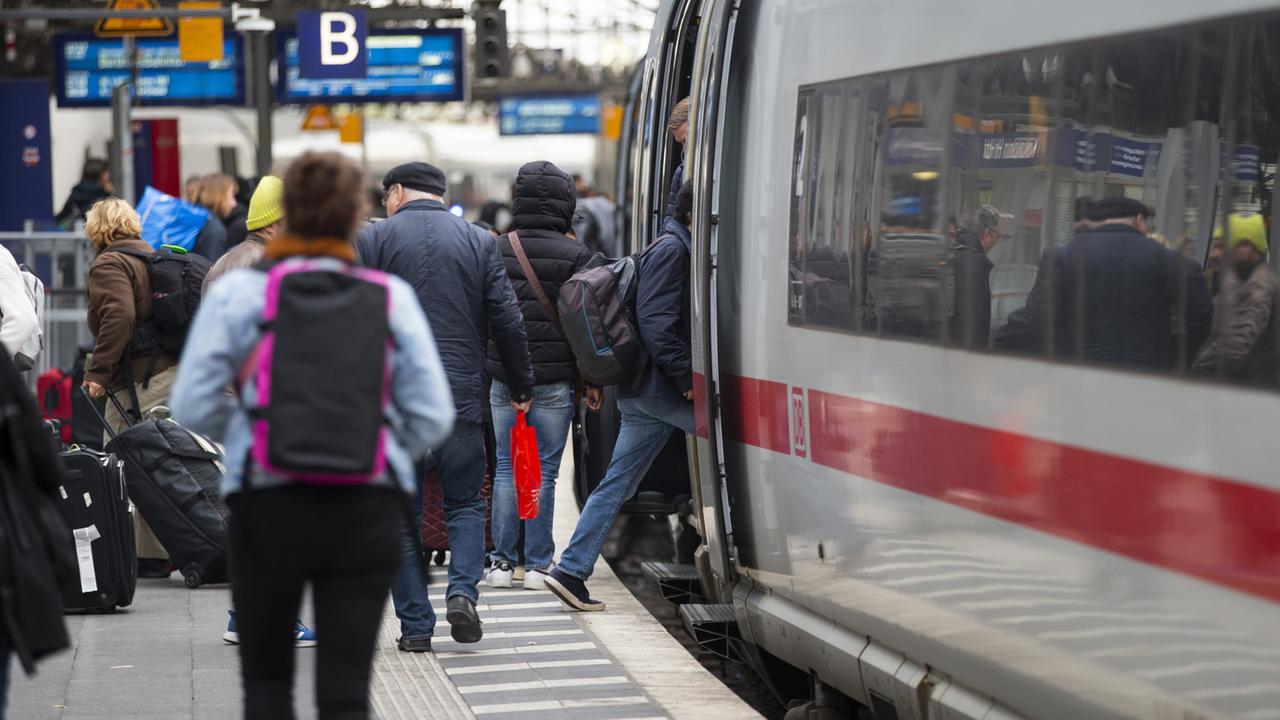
[108,246,151,261]
[509,231,562,333]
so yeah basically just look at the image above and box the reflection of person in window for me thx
[951,205,1009,349]
[994,197,1212,368]
[1191,213,1280,387]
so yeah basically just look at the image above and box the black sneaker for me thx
[545,567,605,612]
[396,636,432,653]
[445,596,483,643]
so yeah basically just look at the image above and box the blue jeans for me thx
[391,421,487,640]
[490,380,575,571]
[556,396,694,580]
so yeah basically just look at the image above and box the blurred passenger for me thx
[570,204,605,256]
[1206,226,1226,297]
[193,174,238,262]
[951,205,1009,349]
[994,197,1211,369]
[80,198,177,576]
[0,243,40,369]
[1191,213,1280,387]
[356,162,534,652]
[473,220,498,237]
[223,177,251,249]
[0,343,73,717]
[479,200,514,235]
[171,152,454,719]
[573,173,617,256]
[484,161,603,592]
[184,175,203,204]
[665,98,691,219]
[546,181,696,612]
[56,158,113,228]
[202,176,283,292]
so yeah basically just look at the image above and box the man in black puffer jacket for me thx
[483,161,602,592]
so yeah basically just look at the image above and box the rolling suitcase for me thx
[56,447,137,612]
[96,390,230,588]
[420,465,495,565]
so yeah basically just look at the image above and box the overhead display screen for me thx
[277,29,465,103]
[499,94,601,135]
[54,34,244,108]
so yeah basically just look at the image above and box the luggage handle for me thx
[79,385,124,445]
[80,387,219,463]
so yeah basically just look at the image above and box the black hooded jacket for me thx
[56,181,111,228]
[0,348,73,674]
[486,162,599,386]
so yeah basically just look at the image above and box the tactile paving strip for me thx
[371,566,668,720]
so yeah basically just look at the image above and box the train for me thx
[598,1,1280,718]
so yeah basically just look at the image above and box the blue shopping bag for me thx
[137,186,210,252]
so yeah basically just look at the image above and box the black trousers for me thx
[228,485,404,720]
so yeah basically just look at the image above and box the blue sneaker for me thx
[223,611,317,648]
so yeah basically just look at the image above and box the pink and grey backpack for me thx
[248,259,393,484]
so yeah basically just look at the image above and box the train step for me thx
[678,603,743,664]
[640,561,704,605]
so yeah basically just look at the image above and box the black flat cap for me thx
[383,162,446,196]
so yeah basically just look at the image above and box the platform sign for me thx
[499,94,601,136]
[277,28,465,104]
[0,80,54,229]
[95,0,174,38]
[54,34,244,107]
[296,10,368,80]
[178,1,224,62]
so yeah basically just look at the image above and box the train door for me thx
[686,0,741,600]
[572,0,704,521]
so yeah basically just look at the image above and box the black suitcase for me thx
[96,391,230,589]
[56,448,137,612]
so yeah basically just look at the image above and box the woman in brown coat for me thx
[81,197,177,574]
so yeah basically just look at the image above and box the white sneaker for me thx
[523,569,548,591]
[486,561,514,588]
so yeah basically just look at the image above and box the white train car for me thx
[624,1,1280,718]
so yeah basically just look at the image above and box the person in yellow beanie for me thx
[1192,212,1280,387]
[203,176,284,292]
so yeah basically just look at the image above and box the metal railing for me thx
[0,231,94,389]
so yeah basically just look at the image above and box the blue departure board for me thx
[499,95,601,135]
[277,29,465,103]
[54,34,244,108]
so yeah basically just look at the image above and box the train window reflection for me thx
[786,11,1280,391]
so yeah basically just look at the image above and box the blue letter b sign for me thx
[297,10,368,80]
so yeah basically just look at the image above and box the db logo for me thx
[791,386,807,458]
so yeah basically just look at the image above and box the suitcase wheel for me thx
[182,564,203,589]
[433,551,447,566]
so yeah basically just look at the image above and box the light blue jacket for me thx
[169,260,455,496]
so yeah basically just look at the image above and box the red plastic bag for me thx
[511,411,542,520]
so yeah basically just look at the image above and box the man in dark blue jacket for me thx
[356,162,535,650]
[546,181,696,612]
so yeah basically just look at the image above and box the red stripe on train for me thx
[716,374,1280,604]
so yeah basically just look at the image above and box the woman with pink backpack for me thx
[170,152,455,719]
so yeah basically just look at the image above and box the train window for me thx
[787,11,1280,391]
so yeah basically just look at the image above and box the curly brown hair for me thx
[283,152,366,239]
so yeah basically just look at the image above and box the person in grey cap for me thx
[355,162,535,652]
[950,205,1009,348]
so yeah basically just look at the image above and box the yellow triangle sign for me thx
[301,105,338,131]
[96,0,175,38]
